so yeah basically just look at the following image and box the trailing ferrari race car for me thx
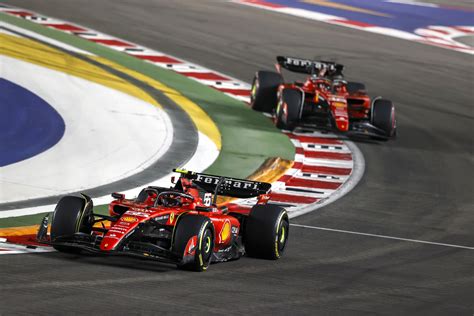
[37,169,289,271]
[251,56,396,140]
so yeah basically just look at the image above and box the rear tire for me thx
[275,89,302,131]
[371,98,396,138]
[250,71,283,113]
[244,205,289,259]
[173,215,214,272]
[50,195,93,253]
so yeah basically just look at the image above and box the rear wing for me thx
[173,169,271,199]
[276,56,344,76]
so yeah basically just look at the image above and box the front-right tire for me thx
[173,215,214,272]
[371,98,396,139]
[244,205,289,259]
[275,88,302,131]
[250,71,283,113]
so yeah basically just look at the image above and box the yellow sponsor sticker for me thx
[219,221,231,243]
[121,216,137,223]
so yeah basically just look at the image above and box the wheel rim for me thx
[79,210,93,234]
[280,226,286,243]
[200,228,213,265]
[251,78,258,102]
[204,236,211,253]
[277,220,288,253]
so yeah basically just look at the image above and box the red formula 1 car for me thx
[251,56,396,140]
[37,169,289,271]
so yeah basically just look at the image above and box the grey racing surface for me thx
[1,0,473,314]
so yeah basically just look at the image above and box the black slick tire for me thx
[50,195,93,253]
[371,98,396,139]
[244,205,289,260]
[275,88,302,131]
[250,71,283,113]
[173,215,214,272]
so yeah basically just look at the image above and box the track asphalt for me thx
[0,0,473,314]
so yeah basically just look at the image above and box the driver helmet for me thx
[161,195,182,207]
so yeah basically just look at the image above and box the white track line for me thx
[0,4,364,222]
[0,54,173,204]
[1,23,94,55]
[291,224,474,250]
[232,0,474,55]
[0,242,54,254]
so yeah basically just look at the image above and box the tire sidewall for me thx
[174,215,214,271]
[50,195,92,240]
[276,89,302,130]
[371,98,396,137]
[274,211,289,259]
[251,71,282,113]
[244,205,289,259]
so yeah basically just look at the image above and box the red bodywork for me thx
[37,171,279,269]
[276,73,371,133]
[251,56,396,139]
[92,175,271,263]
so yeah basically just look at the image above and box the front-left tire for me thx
[50,195,93,253]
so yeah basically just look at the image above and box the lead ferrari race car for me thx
[37,169,289,271]
[251,56,397,140]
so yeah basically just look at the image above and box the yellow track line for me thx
[216,157,293,205]
[1,34,158,106]
[0,225,38,236]
[91,56,221,150]
[1,33,221,149]
[302,0,392,17]
[0,33,224,236]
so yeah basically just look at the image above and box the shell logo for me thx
[219,220,231,243]
[121,216,137,223]
[314,91,319,103]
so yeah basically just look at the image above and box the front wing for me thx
[294,119,392,139]
[37,215,181,264]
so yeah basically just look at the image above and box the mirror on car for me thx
[111,192,125,200]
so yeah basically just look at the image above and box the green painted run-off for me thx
[0,13,294,227]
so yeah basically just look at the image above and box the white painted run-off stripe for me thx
[291,224,474,250]
[287,140,364,218]
[0,4,361,222]
[0,242,54,254]
[232,0,474,55]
